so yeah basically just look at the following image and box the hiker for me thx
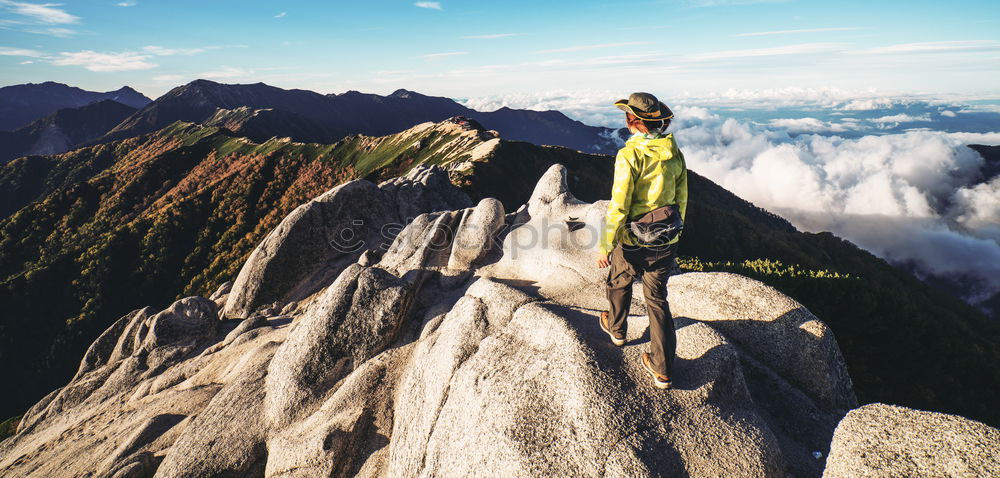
[596,92,688,389]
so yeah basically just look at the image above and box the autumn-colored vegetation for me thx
[0,120,482,419]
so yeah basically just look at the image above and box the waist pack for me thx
[628,204,683,246]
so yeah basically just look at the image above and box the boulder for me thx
[447,197,505,270]
[264,264,413,427]
[209,281,233,308]
[139,296,220,353]
[669,272,857,411]
[824,403,1000,477]
[223,165,470,319]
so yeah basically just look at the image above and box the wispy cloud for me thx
[444,64,513,76]
[142,45,207,56]
[51,50,157,71]
[152,74,184,83]
[534,41,652,54]
[734,27,861,37]
[535,53,666,69]
[0,45,43,56]
[274,11,286,18]
[26,26,74,36]
[689,42,847,61]
[859,40,1000,55]
[0,0,80,24]
[18,59,31,64]
[140,44,243,56]
[200,66,252,79]
[463,33,518,39]
[767,117,861,133]
[869,113,931,123]
[116,1,136,6]
[414,1,441,10]
[422,51,467,59]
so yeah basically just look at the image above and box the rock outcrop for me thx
[222,165,471,319]
[1,164,993,477]
[823,403,1000,477]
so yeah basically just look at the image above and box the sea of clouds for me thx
[460,89,1000,313]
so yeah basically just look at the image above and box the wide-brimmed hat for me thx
[614,92,673,122]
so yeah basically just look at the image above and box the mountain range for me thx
[0,93,998,440]
[95,80,622,154]
[0,80,622,167]
[0,81,150,132]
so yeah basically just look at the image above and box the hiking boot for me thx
[600,311,626,346]
[641,352,671,389]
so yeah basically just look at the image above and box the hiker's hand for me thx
[596,253,609,268]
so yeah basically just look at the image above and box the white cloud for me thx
[18,59,31,64]
[688,42,847,61]
[142,45,207,56]
[0,45,42,56]
[200,66,251,79]
[957,104,1000,114]
[669,107,1000,307]
[767,117,861,133]
[463,33,518,39]
[459,89,624,126]
[733,27,861,37]
[116,1,136,6]
[532,53,666,70]
[274,11,286,18]
[0,0,79,24]
[953,175,1000,236]
[23,26,75,36]
[422,51,467,59]
[870,113,931,123]
[860,40,1000,55]
[534,41,652,54]
[152,74,184,82]
[52,50,157,71]
[682,87,896,109]
[414,1,441,10]
[838,98,905,110]
[941,110,957,118]
[141,44,244,56]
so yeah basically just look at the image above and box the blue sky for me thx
[1,0,999,100]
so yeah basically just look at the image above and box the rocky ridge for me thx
[3,163,995,477]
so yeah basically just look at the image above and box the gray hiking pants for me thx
[605,242,678,377]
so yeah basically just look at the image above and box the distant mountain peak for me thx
[170,79,223,95]
[390,88,415,98]
[188,78,221,86]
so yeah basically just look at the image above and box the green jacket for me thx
[599,132,688,255]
